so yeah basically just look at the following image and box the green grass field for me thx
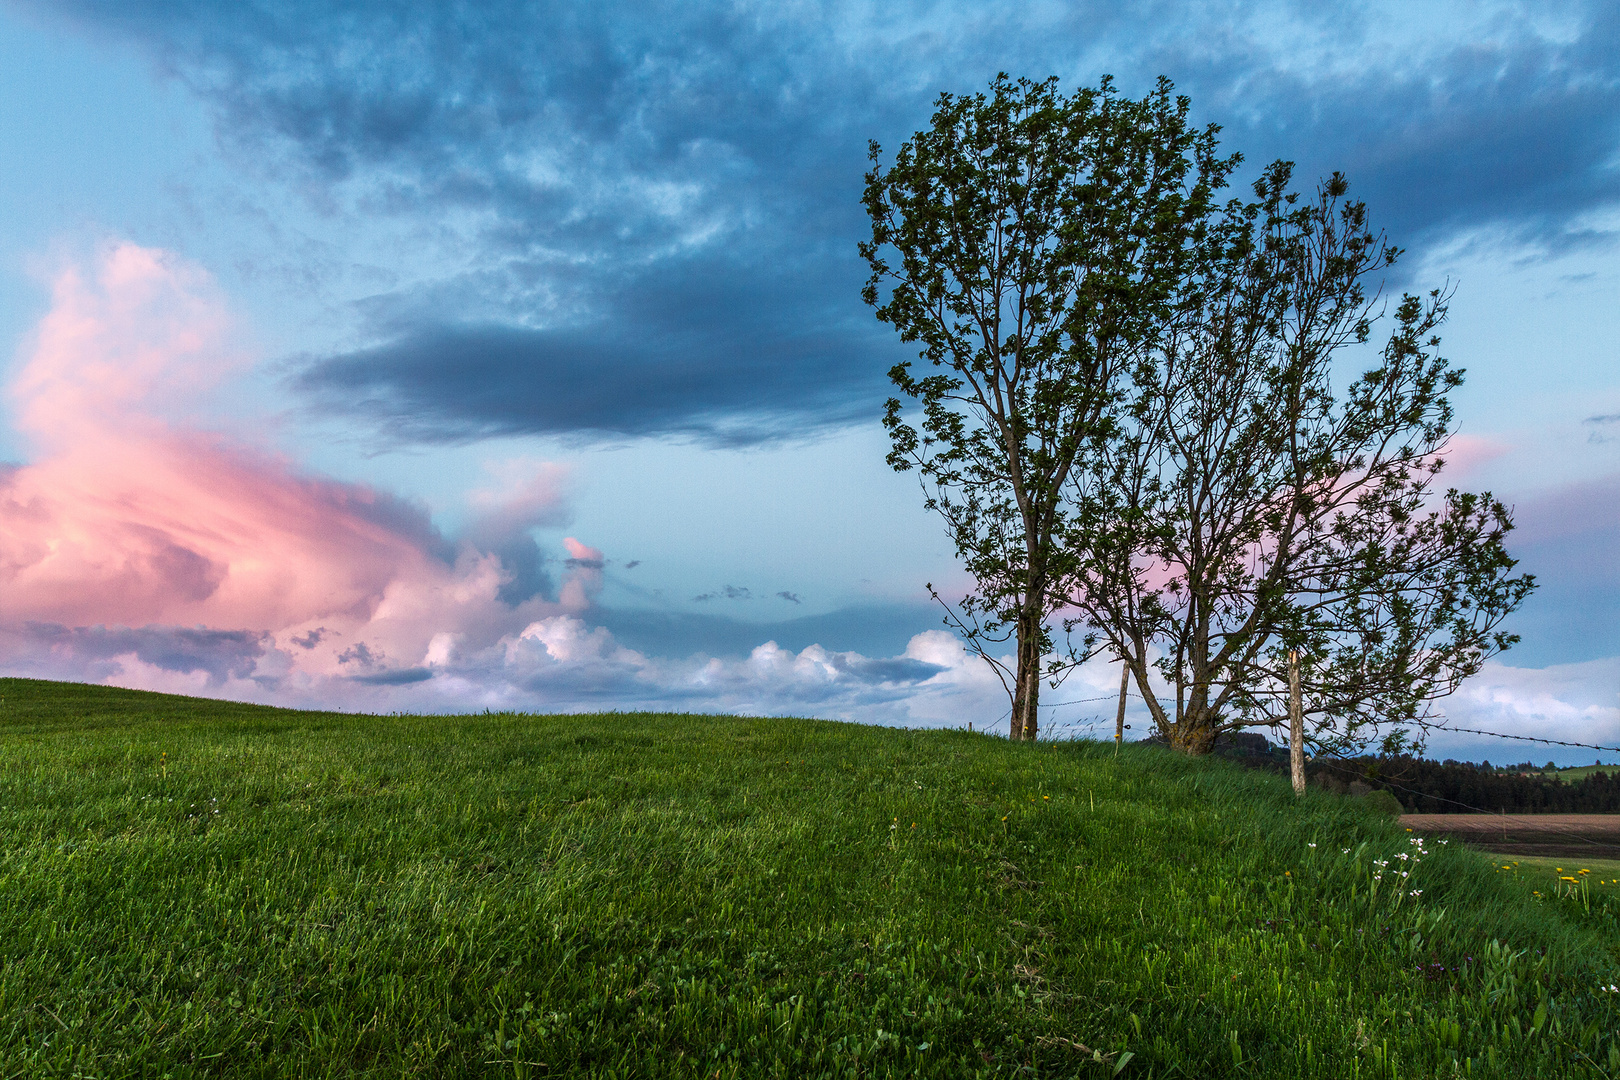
[0,677,1616,1078]
[1489,855,1620,892]
[1555,764,1618,782]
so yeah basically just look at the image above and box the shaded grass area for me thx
[0,676,1616,1078]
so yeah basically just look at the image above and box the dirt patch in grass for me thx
[1402,813,1620,859]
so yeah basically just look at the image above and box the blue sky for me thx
[0,0,1616,762]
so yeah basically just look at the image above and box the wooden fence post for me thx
[1114,662,1129,758]
[1289,649,1305,796]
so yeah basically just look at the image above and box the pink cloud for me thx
[563,537,604,565]
[467,458,572,537]
[1430,433,1512,479]
[0,243,593,693]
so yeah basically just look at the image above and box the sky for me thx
[0,0,1616,763]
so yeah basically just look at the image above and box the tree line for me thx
[861,74,1534,754]
[1179,733,1619,812]
[1313,757,1620,814]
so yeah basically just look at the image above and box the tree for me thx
[860,74,1233,739]
[1062,162,1535,754]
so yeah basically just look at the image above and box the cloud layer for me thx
[0,243,1003,724]
[0,244,594,693]
[29,0,1620,444]
[0,244,1607,752]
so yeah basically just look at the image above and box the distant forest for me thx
[1198,734,1620,813]
[1310,756,1619,814]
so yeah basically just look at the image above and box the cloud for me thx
[347,620,994,723]
[561,537,604,569]
[1154,3,1620,253]
[594,599,940,659]
[294,267,888,445]
[0,243,596,688]
[5,623,267,684]
[336,642,380,669]
[44,0,909,445]
[693,585,751,602]
[462,459,573,605]
[1432,433,1512,478]
[289,627,329,649]
[33,1,1620,442]
[1585,414,1620,443]
[351,667,434,686]
[1495,471,1620,666]
[0,241,996,723]
[1425,655,1620,764]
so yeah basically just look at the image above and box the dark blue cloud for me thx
[18,623,267,684]
[298,256,883,443]
[832,655,944,684]
[350,667,435,685]
[29,1,1620,441]
[289,627,329,649]
[692,585,752,603]
[336,642,378,668]
[1150,3,1620,253]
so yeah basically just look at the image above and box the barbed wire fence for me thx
[976,693,1619,756]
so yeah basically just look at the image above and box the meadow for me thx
[0,677,1615,1078]
[1558,765,1619,783]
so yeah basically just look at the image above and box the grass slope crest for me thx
[0,677,1615,1077]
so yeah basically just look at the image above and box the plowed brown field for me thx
[1400,813,1620,859]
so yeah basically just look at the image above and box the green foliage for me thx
[1359,788,1405,818]
[1064,161,1534,755]
[860,74,1530,753]
[0,677,1615,1077]
[860,74,1235,739]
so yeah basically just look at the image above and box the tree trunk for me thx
[1010,621,1042,741]
[1166,718,1218,755]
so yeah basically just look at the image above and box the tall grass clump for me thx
[0,677,1615,1077]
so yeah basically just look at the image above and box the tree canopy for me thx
[1061,164,1535,754]
[865,74,1533,754]
[860,74,1232,739]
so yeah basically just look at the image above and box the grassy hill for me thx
[0,677,1615,1078]
[1557,764,1618,782]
